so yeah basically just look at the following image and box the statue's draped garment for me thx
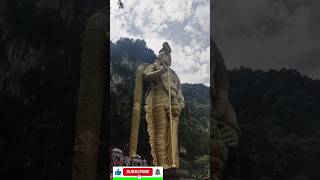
[144,63,184,168]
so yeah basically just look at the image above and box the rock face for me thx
[225,68,320,180]
[0,1,108,179]
[0,0,106,98]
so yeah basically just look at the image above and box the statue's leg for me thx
[211,119,228,180]
[168,98,180,168]
[153,106,170,168]
[170,116,179,167]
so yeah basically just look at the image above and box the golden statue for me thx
[211,41,240,180]
[129,42,185,169]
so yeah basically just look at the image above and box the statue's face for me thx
[157,51,171,67]
[163,53,171,67]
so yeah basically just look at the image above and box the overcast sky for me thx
[110,0,210,85]
[214,0,320,80]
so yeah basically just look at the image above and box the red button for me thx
[123,168,153,176]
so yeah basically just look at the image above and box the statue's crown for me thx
[159,42,171,54]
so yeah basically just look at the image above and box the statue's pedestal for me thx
[164,168,195,180]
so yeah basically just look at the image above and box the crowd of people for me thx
[110,148,148,167]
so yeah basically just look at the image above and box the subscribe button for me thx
[123,168,153,176]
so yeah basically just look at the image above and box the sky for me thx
[214,0,320,80]
[110,0,210,85]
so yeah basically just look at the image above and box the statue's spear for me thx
[167,67,176,167]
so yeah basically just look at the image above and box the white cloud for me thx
[110,0,210,85]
